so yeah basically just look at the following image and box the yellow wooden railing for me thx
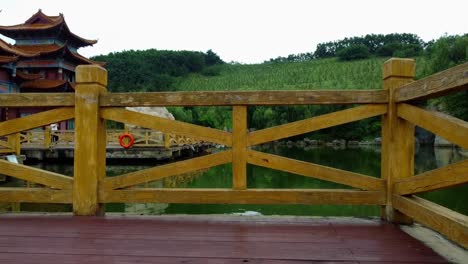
[0,59,466,248]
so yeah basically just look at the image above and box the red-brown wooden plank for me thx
[0,215,447,263]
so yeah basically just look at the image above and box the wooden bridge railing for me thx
[0,60,466,248]
[15,129,199,149]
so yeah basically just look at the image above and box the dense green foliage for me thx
[423,34,468,120]
[337,44,371,61]
[314,33,424,59]
[268,33,424,63]
[92,49,223,93]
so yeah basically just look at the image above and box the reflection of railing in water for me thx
[15,129,202,150]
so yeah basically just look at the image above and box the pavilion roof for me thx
[0,55,18,64]
[0,9,97,48]
[15,71,43,81]
[0,39,38,57]
[20,79,73,90]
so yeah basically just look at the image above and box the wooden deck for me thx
[0,215,447,263]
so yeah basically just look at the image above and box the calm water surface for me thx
[5,145,467,216]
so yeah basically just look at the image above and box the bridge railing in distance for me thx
[0,60,466,249]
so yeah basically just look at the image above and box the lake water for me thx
[4,145,467,216]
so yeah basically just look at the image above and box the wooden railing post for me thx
[232,106,247,189]
[44,126,51,148]
[7,133,21,155]
[73,65,107,216]
[381,58,415,223]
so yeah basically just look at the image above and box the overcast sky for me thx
[1,0,467,63]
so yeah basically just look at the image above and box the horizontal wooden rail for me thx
[0,160,73,190]
[397,103,468,148]
[101,108,232,146]
[0,108,75,137]
[249,104,387,146]
[395,62,468,102]
[0,188,72,203]
[0,93,75,107]
[247,150,384,191]
[100,151,232,190]
[99,90,389,106]
[393,195,468,249]
[100,188,386,205]
[394,160,468,195]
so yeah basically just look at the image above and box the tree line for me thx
[269,33,426,62]
[92,49,223,93]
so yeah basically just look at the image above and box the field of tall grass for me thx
[174,57,428,91]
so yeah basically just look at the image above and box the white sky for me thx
[1,0,467,63]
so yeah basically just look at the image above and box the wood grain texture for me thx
[394,159,468,195]
[100,90,388,106]
[249,104,387,146]
[0,159,73,189]
[398,103,468,149]
[0,215,447,263]
[247,150,384,191]
[393,195,468,249]
[232,106,247,190]
[395,62,468,102]
[0,107,74,137]
[0,188,72,203]
[100,151,232,190]
[0,93,75,107]
[101,108,232,146]
[100,188,386,205]
[73,65,108,216]
[381,58,415,223]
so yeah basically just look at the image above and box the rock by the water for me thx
[125,107,175,128]
[434,135,454,147]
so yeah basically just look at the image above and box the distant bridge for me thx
[0,129,211,159]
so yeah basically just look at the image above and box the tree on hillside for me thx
[424,34,468,120]
[337,44,371,61]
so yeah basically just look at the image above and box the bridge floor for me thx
[0,215,446,263]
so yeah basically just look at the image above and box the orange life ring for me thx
[118,132,135,149]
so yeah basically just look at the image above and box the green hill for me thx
[94,33,466,140]
[174,57,428,91]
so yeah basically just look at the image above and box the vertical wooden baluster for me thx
[232,106,247,190]
[381,58,415,223]
[73,65,107,216]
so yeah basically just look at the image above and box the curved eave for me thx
[69,50,105,66]
[34,44,101,65]
[16,44,63,53]
[0,39,39,57]
[15,71,43,81]
[20,79,66,89]
[0,14,97,48]
[0,55,18,64]
[24,9,61,24]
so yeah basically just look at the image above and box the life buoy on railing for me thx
[118,132,135,149]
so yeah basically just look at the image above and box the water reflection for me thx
[1,146,466,216]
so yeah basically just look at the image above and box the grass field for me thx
[174,57,428,91]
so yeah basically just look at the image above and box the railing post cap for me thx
[383,58,415,80]
[76,65,108,86]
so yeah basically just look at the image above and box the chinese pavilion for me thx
[0,9,103,128]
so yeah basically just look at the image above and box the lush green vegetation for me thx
[269,33,424,62]
[423,34,468,120]
[93,33,467,141]
[92,49,223,93]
